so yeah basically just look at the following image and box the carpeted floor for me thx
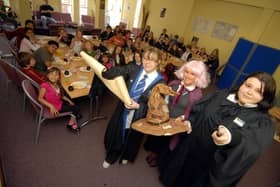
[0,64,279,187]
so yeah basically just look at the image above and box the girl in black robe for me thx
[144,60,210,167]
[158,72,276,187]
[101,48,165,168]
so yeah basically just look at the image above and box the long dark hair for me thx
[23,27,33,40]
[133,50,142,62]
[232,72,276,111]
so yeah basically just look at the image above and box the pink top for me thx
[40,82,63,111]
[105,62,113,69]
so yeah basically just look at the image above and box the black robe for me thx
[158,90,274,187]
[102,63,164,164]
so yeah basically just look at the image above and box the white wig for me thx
[174,60,210,88]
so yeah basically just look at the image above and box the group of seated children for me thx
[3,18,278,187]
[5,19,223,139]
[98,24,220,82]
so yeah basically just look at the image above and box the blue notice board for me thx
[217,38,280,89]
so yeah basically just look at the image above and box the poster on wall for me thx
[100,0,105,10]
[160,8,166,18]
[192,16,214,35]
[211,21,238,41]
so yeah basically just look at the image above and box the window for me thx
[3,0,9,6]
[80,0,88,22]
[106,0,123,27]
[61,0,73,15]
[133,0,142,28]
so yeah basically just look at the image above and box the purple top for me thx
[168,80,202,120]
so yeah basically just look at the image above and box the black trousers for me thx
[105,129,144,164]
[59,101,80,117]
[121,129,144,162]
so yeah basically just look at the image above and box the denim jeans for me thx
[41,16,57,28]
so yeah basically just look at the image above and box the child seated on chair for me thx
[56,27,74,47]
[38,67,80,131]
[18,52,47,85]
[70,29,85,55]
[88,53,113,98]
[99,52,113,69]
[82,40,96,58]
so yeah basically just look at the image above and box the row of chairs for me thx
[33,10,95,29]
[0,59,73,144]
[33,10,78,28]
[1,34,106,144]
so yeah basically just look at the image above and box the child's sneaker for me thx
[102,160,111,168]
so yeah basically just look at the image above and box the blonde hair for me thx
[82,40,93,49]
[143,48,160,63]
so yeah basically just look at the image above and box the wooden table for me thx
[52,54,94,99]
[36,35,95,99]
[54,49,101,129]
[36,35,56,44]
[36,35,104,127]
[35,35,94,99]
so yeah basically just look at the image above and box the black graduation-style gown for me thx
[158,90,274,187]
[102,63,164,164]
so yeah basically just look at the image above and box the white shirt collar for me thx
[142,70,158,80]
[180,81,196,91]
[227,93,258,108]
[140,70,159,90]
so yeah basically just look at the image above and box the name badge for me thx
[233,117,245,127]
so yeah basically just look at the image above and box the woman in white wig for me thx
[144,60,210,167]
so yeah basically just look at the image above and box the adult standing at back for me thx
[0,0,18,28]
[39,0,57,29]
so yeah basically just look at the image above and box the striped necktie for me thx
[131,74,148,101]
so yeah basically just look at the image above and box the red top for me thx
[109,36,125,47]
[21,67,47,85]
[6,27,25,48]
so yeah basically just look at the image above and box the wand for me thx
[216,126,222,137]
